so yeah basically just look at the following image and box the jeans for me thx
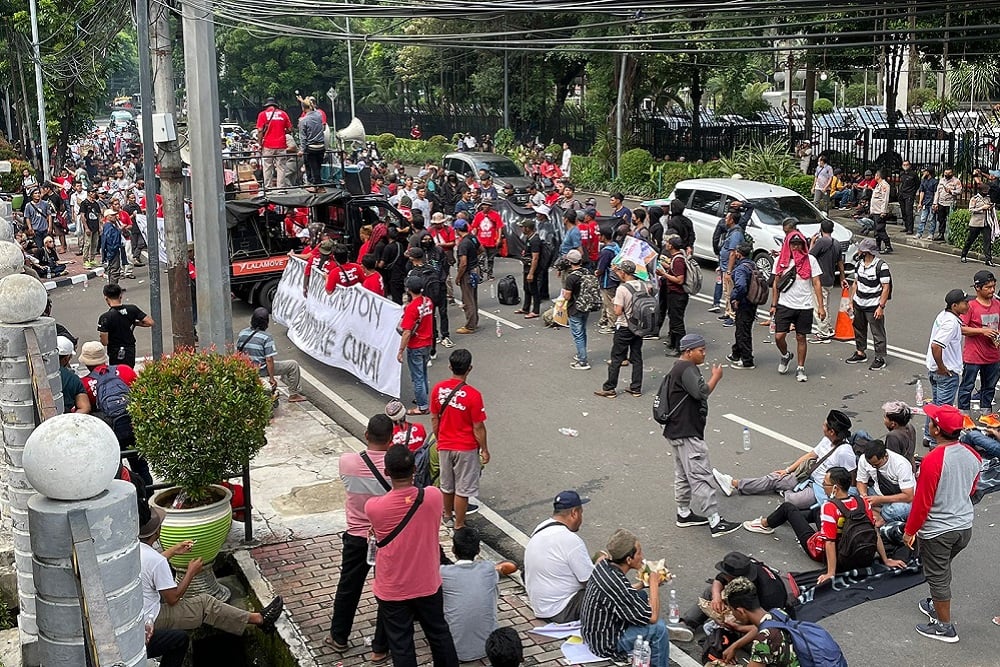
[569,311,589,363]
[957,361,1000,412]
[832,189,854,208]
[712,269,722,306]
[603,327,643,392]
[330,533,388,651]
[926,371,960,444]
[479,246,498,278]
[917,207,934,237]
[406,346,431,411]
[880,501,912,523]
[960,429,1000,458]
[615,601,669,667]
[665,291,689,350]
[378,588,459,667]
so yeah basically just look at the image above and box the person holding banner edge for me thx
[398,275,435,416]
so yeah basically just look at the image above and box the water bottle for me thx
[668,590,680,624]
[83,274,89,290]
[496,320,502,338]
[490,281,497,300]
[769,319,776,335]
[366,532,378,566]
[631,634,644,667]
[641,639,651,667]
[915,380,924,406]
[742,426,751,451]
[558,428,579,437]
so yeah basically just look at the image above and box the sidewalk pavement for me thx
[232,395,619,667]
[828,209,988,262]
[38,237,108,291]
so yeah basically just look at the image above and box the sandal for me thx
[325,636,348,652]
[513,309,528,314]
[370,653,391,665]
[407,407,429,416]
[524,313,539,319]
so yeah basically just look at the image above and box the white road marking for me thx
[722,414,813,453]
[300,366,698,665]
[478,309,524,329]
[687,292,926,366]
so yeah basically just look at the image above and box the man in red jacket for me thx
[471,201,502,280]
[904,404,980,644]
[256,98,293,188]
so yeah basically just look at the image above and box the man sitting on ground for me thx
[440,527,502,662]
[856,439,916,525]
[581,529,670,667]
[742,467,906,585]
[236,307,306,402]
[713,410,857,509]
[679,552,789,663]
[524,490,595,623]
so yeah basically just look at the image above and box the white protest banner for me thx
[612,235,659,282]
[271,256,403,397]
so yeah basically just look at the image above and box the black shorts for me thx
[774,305,813,335]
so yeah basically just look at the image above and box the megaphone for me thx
[336,117,366,147]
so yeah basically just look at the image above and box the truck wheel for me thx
[255,278,280,311]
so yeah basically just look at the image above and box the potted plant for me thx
[130,349,272,600]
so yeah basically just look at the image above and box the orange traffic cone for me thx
[833,287,855,341]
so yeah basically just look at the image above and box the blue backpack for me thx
[94,365,131,421]
[759,608,848,667]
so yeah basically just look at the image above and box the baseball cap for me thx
[945,289,972,306]
[617,260,637,275]
[856,238,879,256]
[565,249,583,264]
[405,247,424,259]
[606,528,638,561]
[923,403,965,434]
[973,270,996,287]
[56,336,75,356]
[404,274,424,292]
[453,219,469,231]
[553,490,590,511]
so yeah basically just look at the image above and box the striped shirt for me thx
[340,450,389,538]
[580,560,651,659]
[236,327,276,373]
[853,258,890,310]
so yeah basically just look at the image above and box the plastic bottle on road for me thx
[558,428,578,437]
[915,380,924,406]
[496,319,502,338]
[631,634,644,667]
[742,426,752,451]
[668,590,680,623]
[490,280,497,300]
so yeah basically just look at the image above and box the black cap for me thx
[974,270,996,288]
[404,274,424,293]
[826,409,852,434]
[715,552,760,581]
[553,490,590,511]
[945,289,972,306]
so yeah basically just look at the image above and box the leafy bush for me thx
[451,132,464,144]
[780,174,815,197]
[376,132,397,152]
[493,128,515,155]
[0,159,30,193]
[545,144,563,162]
[0,135,20,161]
[131,350,272,503]
[427,134,448,146]
[717,140,799,182]
[907,87,937,110]
[619,148,653,188]
[384,138,449,166]
[924,96,959,115]
[946,208,993,253]
[813,98,834,114]
[571,155,610,190]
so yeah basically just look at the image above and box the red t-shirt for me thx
[804,495,875,561]
[430,378,486,451]
[83,364,138,405]
[392,422,427,452]
[667,254,687,294]
[400,296,434,349]
[961,298,1000,365]
[361,271,385,296]
[324,261,363,293]
[256,108,292,150]
[579,220,599,261]
[430,225,455,250]
[365,486,444,601]
[472,211,502,248]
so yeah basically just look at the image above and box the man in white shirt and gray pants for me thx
[812,155,834,212]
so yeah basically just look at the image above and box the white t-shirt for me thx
[810,436,857,483]
[561,148,572,173]
[926,309,964,374]
[857,449,916,495]
[139,542,175,622]
[778,255,823,311]
[523,520,594,619]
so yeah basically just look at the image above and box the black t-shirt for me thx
[522,233,543,269]
[563,268,584,315]
[714,563,788,611]
[809,236,842,288]
[97,304,148,348]
[456,234,479,275]
[79,199,102,232]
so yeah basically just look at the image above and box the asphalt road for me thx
[51,220,1000,666]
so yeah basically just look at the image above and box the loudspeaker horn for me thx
[336,117,367,146]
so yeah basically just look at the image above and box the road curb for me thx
[42,267,105,292]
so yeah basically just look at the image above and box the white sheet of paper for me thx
[529,621,582,639]
[560,638,605,664]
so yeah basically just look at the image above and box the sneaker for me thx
[594,389,617,398]
[442,516,455,528]
[730,360,755,369]
[778,351,794,374]
[643,334,660,340]
[667,624,694,643]
[570,361,591,370]
[440,337,455,348]
[918,598,938,621]
[712,469,734,496]
[664,347,680,357]
[915,620,959,643]
[742,517,774,534]
[725,353,740,363]
[429,350,437,361]
[598,327,614,335]
[466,503,479,515]
[707,305,722,313]
[456,327,475,334]
[675,511,709,527]
[869,357,887,371]
[809,335,832,344]
[845,351,868,364]
[710,519,742,537]
[721,318,735,327]
[717,314,730,320]
[796,366,808,382]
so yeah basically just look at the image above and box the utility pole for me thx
[27,0,49,179]
[182,0,232,350]
[615,51,626,178]
[345,17,356,118]
[135,0,164,358]
[3,88,12,140]
[151,3,196,349]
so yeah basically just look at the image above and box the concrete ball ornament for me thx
[0,241,24,278]
[23,414,122,500]
[0,273,48,323]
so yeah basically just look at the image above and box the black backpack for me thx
[829,497,878,571]
[625,282,659,337]
[497,275,520,305]
[419,265,445,304]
